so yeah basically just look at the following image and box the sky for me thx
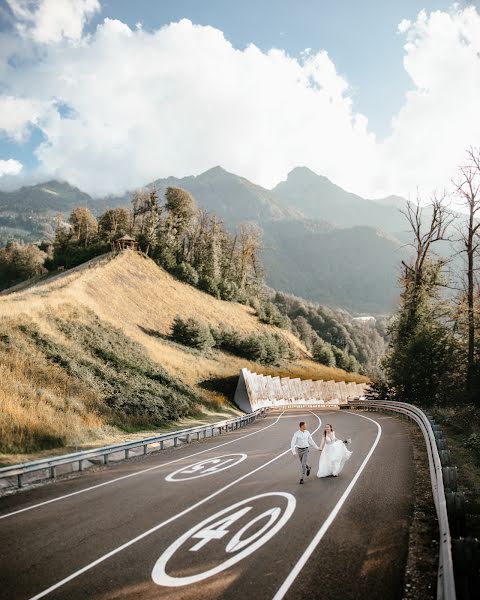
[0,0,479,199]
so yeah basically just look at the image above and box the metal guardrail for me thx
[0,409,266,489]
[348,400,456,600]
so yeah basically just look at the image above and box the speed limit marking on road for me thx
[152,492,296,587]
[165,453,248,482]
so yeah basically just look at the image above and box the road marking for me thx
[27,413,322,600]
[165,453,247,482]
[0,412,286,521]
[272,412,382,600]
[152,492,296,586]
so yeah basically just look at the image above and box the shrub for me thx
[173,262,199,286]
[240,332,291,365]
[465,433,480,456]
[198,275,220,298]
[171,315,215,350]
[51,241,109,270]
[218,280,240,302]
[255,299,290,328]
[211,324,293,365]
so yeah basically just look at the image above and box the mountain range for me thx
[0,166,409,313]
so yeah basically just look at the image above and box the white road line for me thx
[0,412,288,521]
[27,412,322,600]
[272,411,382,600]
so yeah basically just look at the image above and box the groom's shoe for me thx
[306,466,311,477]
[299,478,304,484]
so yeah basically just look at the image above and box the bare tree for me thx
[452,147,480,397]
[236,222,263,289]
[400,192,452,283]
[131,189,151,235]
[69,207,98,248]
[398,192,453,338]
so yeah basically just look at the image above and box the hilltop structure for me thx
[112,235,139,252]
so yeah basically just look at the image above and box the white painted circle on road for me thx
[165,453,247,482]
[152,492,296,587]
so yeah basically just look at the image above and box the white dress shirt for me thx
[291,430,320,454]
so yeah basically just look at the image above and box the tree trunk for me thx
[466,218,475,398]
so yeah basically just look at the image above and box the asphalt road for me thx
[0,410,414,600]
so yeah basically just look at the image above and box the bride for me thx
[317,423,352,478]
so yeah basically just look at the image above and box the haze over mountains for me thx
[0,166,409,314]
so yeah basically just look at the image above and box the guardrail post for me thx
[197,431,200,440]
[143,445,148,455]
[49,466,56,479]
[186,434,191,443]
[440,449,451,467]
[125,449,129,459]
[17,474,22,488]
[160,440,164,450]
[174,437,178,447]
[436,439,448,451]
[442,466,458,492]
[452,538,480,599]
[104,454,109,465]
[79,459,83,471]
[446,491,466,537]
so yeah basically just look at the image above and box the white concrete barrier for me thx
[233,368,369,412]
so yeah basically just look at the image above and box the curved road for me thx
[0,410,414,600]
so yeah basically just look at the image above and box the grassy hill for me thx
[0,250,367,462]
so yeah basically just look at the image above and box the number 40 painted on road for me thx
[190,505,282,553]
[152,492,296,587]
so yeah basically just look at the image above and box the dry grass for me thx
[0,330,114,458]
[0,251,368,460]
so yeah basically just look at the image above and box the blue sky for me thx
[1,1,479,198]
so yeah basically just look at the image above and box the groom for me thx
[291,421,320,484]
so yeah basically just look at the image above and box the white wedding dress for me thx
[317,432,352,478]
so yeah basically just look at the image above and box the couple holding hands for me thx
[291,421,352,484]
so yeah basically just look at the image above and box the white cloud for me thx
[0,5,479,200]
[6,0,100,44]
[0,95,46,141]
[0,159,23,177]
[397,19,411,34]
[0,17,378,196]
[376,6,480,198]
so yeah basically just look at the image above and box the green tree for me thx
[98,208,133,242]
[384,259,461,406]
[164,187,196,263]
[380,196,462,406]
[143,189,160,256]
[312,339,336,367]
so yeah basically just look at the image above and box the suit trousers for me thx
[297,447,310,477]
